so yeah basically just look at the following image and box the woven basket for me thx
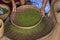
[54,0,60,12]
[4,5,54,40]
[0,4,10,21]
[2,0,11,3]
[0,19,4,38]
[11,5,42,29]
[49,0,57,26]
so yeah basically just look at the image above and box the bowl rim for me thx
[11,5,43,29]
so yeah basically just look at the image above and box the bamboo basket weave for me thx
[0,19,4,38]
[2,0,11,3]
[0,4,10,21]
[4,5,55,40]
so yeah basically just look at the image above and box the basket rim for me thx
[11,5,43,29]
[2,0,11,3]
[0,4,10,15]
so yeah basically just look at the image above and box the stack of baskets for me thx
[4,5,55,40]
